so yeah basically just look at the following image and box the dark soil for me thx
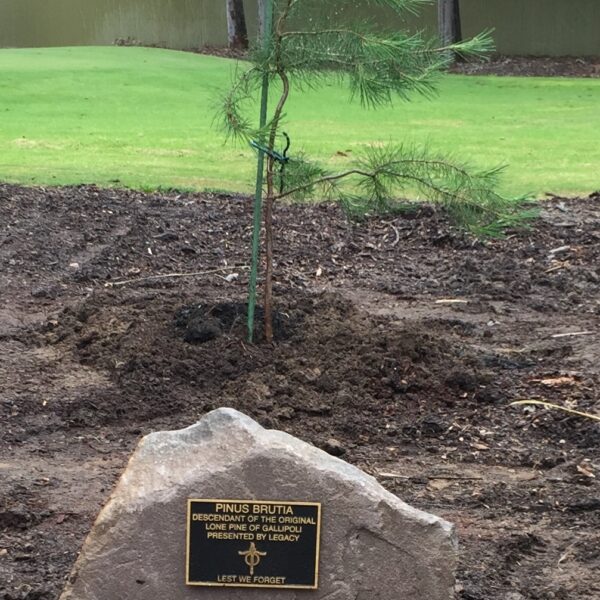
[450,55,600,78]
[195,45,600,78]
[1,184,599,600]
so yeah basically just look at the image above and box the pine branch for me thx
[275,143,532,234]
[367,0,433,15]
[218,67,264,141]
[276,168,373,201]
[278,27,456,105]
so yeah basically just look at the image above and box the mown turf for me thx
[0,46,598,196]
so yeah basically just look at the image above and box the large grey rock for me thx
[60,408,457,599]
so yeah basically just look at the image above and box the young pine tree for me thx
[219,0,527,342]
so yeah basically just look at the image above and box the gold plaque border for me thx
[186,498,322,589]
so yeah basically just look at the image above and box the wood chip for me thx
[576,465,595,478]
[471,442,490,451]
[533,376,578,387]
[435,299,469,305]
[549,245,571,255]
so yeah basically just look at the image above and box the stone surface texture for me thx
[60,408,457,599]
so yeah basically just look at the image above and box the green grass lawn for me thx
[0,46,598,197]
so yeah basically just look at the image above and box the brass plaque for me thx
[186,499,321,589]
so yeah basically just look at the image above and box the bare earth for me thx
[1,184,599,600]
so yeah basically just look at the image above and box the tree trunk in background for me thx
[257,0,267,42]
[226,0,248,50]
[438,0,462,46]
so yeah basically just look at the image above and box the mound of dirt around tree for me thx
[35,290,502,454]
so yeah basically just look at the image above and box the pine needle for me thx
[510,400,600,422]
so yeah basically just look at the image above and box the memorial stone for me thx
[60,408,457,599]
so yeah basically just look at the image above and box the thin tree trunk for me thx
[263,166,275,343]
[262,2,292,343]
[257,0,267,41]
[263,69,290,343]
[438,0,462,46]
[453,0,462,44]
[226,0,248,50]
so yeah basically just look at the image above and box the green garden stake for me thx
[247,0,274,343]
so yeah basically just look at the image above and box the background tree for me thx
[220,0,527,342]
[226,0,249,50]
[438,0,462,47]
[257,0,268,40]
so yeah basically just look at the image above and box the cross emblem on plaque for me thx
[238,542,267,575]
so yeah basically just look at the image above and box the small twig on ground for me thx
[545,264,567,273]
[378,471,484,481]
[106,266,250,288]
[435,298,469,304]
[551,331,594,339]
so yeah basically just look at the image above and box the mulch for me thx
[1,184,599,599]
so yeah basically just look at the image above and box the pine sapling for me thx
[219,0,530,342]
